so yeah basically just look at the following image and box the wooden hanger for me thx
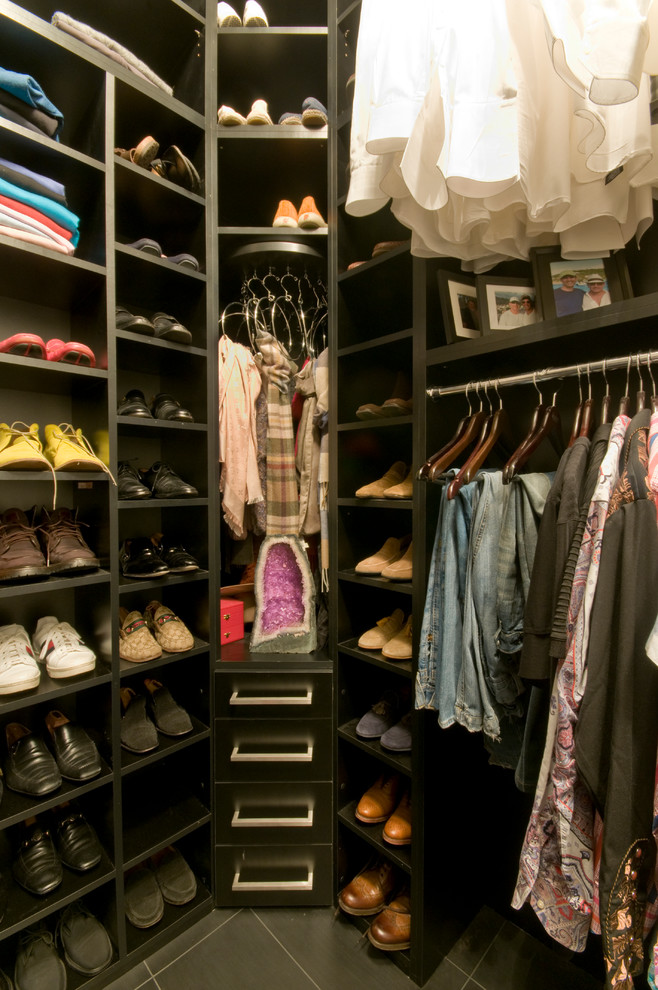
[502,373,546,484]
[446,382,510,499]
[600,358,612,425]
[567,365,584,446]
[618,355,631,416]
[577,363,594,439]
[425,383,488,482]
[503,389,563,483]
[635,353,646,412]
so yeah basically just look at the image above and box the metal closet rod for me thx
[426,349,658,398]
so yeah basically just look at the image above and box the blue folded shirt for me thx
[0,66,64,137]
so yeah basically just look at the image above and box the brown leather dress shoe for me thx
[367,889,411,950]
[383,792,412,845]
[338,860,396,916]
[355,773,401,823]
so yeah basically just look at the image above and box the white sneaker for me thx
[243,0,268,26]
[32,616,96,678]
[217,2,241,26]
[0,624,40,694]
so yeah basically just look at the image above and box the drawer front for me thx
[215,781,332,844]
[214,717,332,781]
[215,670,332,719]
[215,842,332,906]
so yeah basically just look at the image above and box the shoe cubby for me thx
[336,428,413,501]
[336,245,413,347]
[336,335,412,424]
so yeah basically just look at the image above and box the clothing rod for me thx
[426,350,658,398]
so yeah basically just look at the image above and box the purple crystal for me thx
[260,542,306,633]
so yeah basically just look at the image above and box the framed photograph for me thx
[437,270,481,343]
[475,275,539,333]
[530,247,632,321]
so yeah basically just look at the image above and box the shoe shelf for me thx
[119,639,210,679]
[117,500,209,512]
[122,794,211,868]
[118,569,209,592]
[336,498,412,509]
[0,237,106,308]
[0,570,111,600]
[0,665,112,720]
[337,417,413,433]
[336,328,415,360]
[0,765,114,832]
[337,639,413,679]
[0,359,107,396]
[114,244,208,282]
[337,801,411,874]
[337,571,414,595]
[114,331,207,361]
[115,419,208,436]
[120,718,210,777]
[337,720,412,777]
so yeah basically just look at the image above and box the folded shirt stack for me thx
[0,157,80,256]
[0,66,64,140]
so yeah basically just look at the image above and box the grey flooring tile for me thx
[422,957,470,990]
[152,908,320,990]
[446,906,505,976]
[254,906,415,990]
[103,962,153,990]
[145,907,240,973]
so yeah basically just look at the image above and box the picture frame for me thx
[437,270,481,343]
[475,275,539,333]
[530,247,632,321]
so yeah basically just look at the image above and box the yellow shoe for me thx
[0,422,51,470]
[43,423,107,472]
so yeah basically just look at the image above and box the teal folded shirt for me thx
[0,175,79,245]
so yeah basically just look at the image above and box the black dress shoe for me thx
[45,711,101,781]
[53,809,102,872]
[152,536,199,573]
[150,393,194,422]
[117,389,154,418]
[4,723,61,796]
[120,687,158,753]
[141,462,198,498]
[118,462,152,500]
[144,679,193,736]
[120,538,169,579]
[13,822,63,895]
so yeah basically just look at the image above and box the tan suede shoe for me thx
[357,608,404,650]
[355,536,403,575]
[381,542,412,581]
[383,467,413,499]
[382,615,412,659]
[355,460,406,498]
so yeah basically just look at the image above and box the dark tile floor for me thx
[105,904,604,990]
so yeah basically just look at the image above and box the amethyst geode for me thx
[250,535,317,653]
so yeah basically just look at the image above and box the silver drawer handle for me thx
[232,869,314,892]
[229,690,312,706]
[230,744,313,762]
[231,808,313,828]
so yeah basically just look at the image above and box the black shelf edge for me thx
[217,25,328,35]
[114,329,207,358]
[337,802,411,875]
[0,117,105,172]
[114,158,205,204]
[120,717,210,776]
[117,498,209,510]
[0,232,106,276]
[338,719,412,776]
[0,470,109,482]
[337,242,411,280]
[336,327,414,358]
[122,795,211,867]
[218,640,332,665]
[114,244,208,281]
[0,664,112,718]
[115,417,208,433]
[336,498,412,510]
[337,417,413,432]
[0,569,110,600]
[170,0,205,25]
[0,353,108,381]
[337,570,414,596]
[0,765,114,830]
[216,125,327,140]
[118,569,209,593]
[338,639,413,679]
[119,639,210,678]
[337,1,361,27]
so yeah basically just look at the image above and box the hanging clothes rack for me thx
[427,350,657,398]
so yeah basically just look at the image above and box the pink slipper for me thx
[45,338,96,367]
[0,332,47,358]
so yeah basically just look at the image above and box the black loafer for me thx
[151,313,192,344]
[120,538,170,579]
[13,822,63,895]
[142,462,198,499]
[45,711,101,781]
[150,393,194,422]
[153,538,199,573]
[152,847,197,904]
[125,864,164,928]
[116,305,155,336]
[144,679,193,736]
[4,723,61,796]
[118,462,152,500]
[117,389,154,418]
[53,809,102,872]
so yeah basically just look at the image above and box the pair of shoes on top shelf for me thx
[118,462,199,501]
[354,460,413,499]
[120,678,193,753]
[124,237,200,270]
[279,98,328,127]
[117,389,194,423]
[218,97,327,128]
[125,847,197,929]
[115,306,192,344]
[273,197,326,229]
[119,534,199,579]
[0,506,99,584]
[114,138,201,194]
[16,902,112,984]
[357,608,412,660]
[118,602,194,662]
[0,333,96,366]
[217,1,267,27]
[0,422,108,473]
[355,534,412,580]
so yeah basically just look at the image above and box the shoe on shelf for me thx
[301,97,327,127]
[356,371,412,419]
[165,251,200,270]
[383,792,412,846]
[57,901,113,976]
[383,467,414,499]
[144,601,194,653]
[116,305,155,336]
[114,135,159,168]
[45,338,96,367]
[44,710,101,782]
[0,422,51,471]
[246,99,273,125]
[297,196,327,229]
[43,423,107,473]
[150,146,201,195]
[278,111,302,125]
[119,538,170,579]
[144,678,193,736]
[151,534,199,573]
[125,236,163,255]
[120,687,159,753]
[357,607,404,651]
[381,542,413,582]
[52,807,103,872]
[355,691,400,740]
[0,508,49,582]
[354,535,409,576]
[338,860,396,916]
[118,608,162,663]
[217,104,247,125]
[0,332,47,358]
[243,0,268,26]
[381,615,413,658]
[15,926,67,990]
[217,1,241,25]
[12,821,63,895]
[381,711,412,753]
[117,389,154,418]
[0,624,41,694]
[151,312,193,344]
[273,199,298,227]
[124,864,164,928]
[151,847,197,905]
[355,772,402,824]
[118,461,152,500]
[141,461,199,498]
[367,889,411,951]
[355,460,406,498]
[372,240,410,258]
[4,722,61,796]
[38,506,100,574]
[150,393,194,422]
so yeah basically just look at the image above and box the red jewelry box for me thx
[220,598,244,644]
